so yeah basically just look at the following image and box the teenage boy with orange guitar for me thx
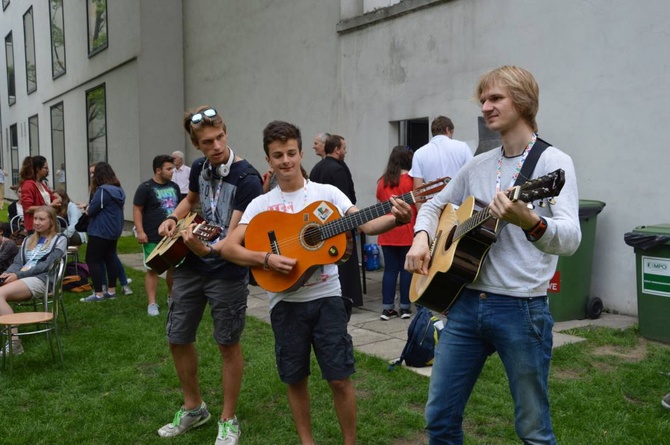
[405,66,581,444]
[221,120,412,445]
[156,106,262,445]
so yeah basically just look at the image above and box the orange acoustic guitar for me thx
[410,169,566,314]
[146,212,221,274]
[245,177,450,293]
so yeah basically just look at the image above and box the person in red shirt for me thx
[376,146,416,320]
[19,156,61,233]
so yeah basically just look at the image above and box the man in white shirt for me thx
[409,116,473,210]
[171,150,191,200]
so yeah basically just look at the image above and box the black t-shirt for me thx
[182,157,263,278]
[133,179,181,243]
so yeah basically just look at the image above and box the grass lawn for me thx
[1,229,670,443]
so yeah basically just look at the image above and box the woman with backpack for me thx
[0,206,67,355]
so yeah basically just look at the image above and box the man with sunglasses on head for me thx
[157,106,263,445]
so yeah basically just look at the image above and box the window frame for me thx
[50,102,66,191]
[49,0,67,79]
[23,6,38,94]
[86,0,108,57]
[85,83,108,165]
[28,114,39,157]
[5,31,15,106]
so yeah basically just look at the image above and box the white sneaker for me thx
[157,402,211,437]
[147,303,159,316]
[122,284,133,295]
[216,416,240,445]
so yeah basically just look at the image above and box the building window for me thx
[49,0,66,78]
[5,32,15,106]
[23,7,37,94]
[394,118,429,152]
[28,114,39,157]
[86,84,107,164]
[87,0,108,57]
[9,124,18,185]
[51,103,66,191]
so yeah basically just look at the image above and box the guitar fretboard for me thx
[319,190,415,240]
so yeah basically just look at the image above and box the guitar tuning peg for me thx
[537,201,546,208]
[548,198,556,205]
[526,203,535,210]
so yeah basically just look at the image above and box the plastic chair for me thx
[10,215,24,234]
[56,216,68,233]
[0,256,66,373]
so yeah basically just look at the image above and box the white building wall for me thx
[183,0,670,316]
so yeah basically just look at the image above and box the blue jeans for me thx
[381,245,411,310]
[425,289,556,445]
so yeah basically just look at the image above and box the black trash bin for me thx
[547,200,606,321]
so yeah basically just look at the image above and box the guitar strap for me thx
[514,137,550,186]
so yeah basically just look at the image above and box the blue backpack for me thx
[388,306,443,370]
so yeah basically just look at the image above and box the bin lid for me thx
[632,224,670,236]
[579,199,606,219]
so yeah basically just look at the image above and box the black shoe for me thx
[380,309,399,320]
[400,309,412,319]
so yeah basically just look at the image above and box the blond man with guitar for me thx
[222,121,413,445]
[155,106,263,445]
[406,66,581,445]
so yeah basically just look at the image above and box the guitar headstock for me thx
[194,223,222,241]
[509,169,565,203]
[413,176,451,203]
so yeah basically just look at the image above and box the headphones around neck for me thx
[201,147,235,181]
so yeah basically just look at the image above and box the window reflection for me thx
[86,84,107,164]
[5,32,15,105]
[87,0,108,56]
[50,0,66,78]
[51,103,66,191]
[24,7,37,93]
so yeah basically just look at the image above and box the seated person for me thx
[0,222,19,273]
[54,189,87,246]
[0,206,67,356]
[8,186,24,223]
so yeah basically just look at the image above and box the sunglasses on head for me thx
[189,108,218,124]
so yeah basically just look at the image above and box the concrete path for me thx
[118,253,638,378]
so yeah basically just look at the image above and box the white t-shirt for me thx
[240,180,354,310]
[409,135,473,183]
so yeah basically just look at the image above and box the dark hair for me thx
[91,162,121,194]
[324,134,344,155]
[431,116,454,137]
[262,121,302,156]
[19,155,48,183]
[380,146,413,188]
[0,222,11,235]
[153,155,175,173]
[54,188,71,217]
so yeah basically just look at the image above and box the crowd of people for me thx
[5,65,639,445]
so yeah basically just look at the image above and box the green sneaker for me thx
[157,401,211,438]
[216,416,240,445]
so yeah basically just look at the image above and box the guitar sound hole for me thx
[302,225,322,249]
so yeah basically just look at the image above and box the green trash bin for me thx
[626,224,670,343]
[548,200,606,321]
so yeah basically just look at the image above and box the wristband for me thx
[263,252,272,270]
[524,217,547,241]
[395,217,408,227]
[165,215,178,224]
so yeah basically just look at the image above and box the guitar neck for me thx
[454,206,494,240]
[319,190,416,239]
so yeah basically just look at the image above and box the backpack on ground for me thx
[63,275,92,292]
[388,306,443,370]
[66,262,90,278]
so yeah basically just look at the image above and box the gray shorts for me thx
[270,296,355,384]
[22,277,47,297]
[166,268,248,345]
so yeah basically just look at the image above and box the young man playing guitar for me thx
[222,121,412,445]
[156,106,262,445]
[406,66,581,445]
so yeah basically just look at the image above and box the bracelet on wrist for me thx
[263,252,272,270]
[395,217,408,227]
[165,215,179,224]
[524,217,548,240]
